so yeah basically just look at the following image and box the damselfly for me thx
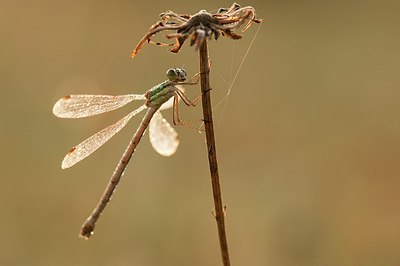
[53,68,198,239]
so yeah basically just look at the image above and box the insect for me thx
[53,68,199,239]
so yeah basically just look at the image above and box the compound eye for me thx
[181,69,187,76]
[166,68,178,81]
[177,68,187,81]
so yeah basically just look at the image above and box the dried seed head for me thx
[131,3,262,58]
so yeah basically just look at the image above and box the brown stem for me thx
[198,41,230,266]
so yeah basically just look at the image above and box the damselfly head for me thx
[166,68,187,82]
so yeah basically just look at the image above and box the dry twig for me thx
[131,3,261,265]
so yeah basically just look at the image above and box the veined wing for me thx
[149,110,179,156]
[53,94,146,118]
[61,105,147,169]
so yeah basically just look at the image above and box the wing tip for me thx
[61,147,77,169]
[53,95,72,117]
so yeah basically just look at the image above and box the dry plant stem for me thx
[199,41,230,266]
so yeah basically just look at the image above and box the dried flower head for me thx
[131,3,262,58]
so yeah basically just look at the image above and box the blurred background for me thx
[1,0,400,265]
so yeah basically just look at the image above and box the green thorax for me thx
[145,80,175,108]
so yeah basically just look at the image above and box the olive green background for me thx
[1,0,400,265]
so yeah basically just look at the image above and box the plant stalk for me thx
[198,40,230,266]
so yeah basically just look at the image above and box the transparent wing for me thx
[53,94,146,118]
[149,110,179,156]
[61,105,147,169]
